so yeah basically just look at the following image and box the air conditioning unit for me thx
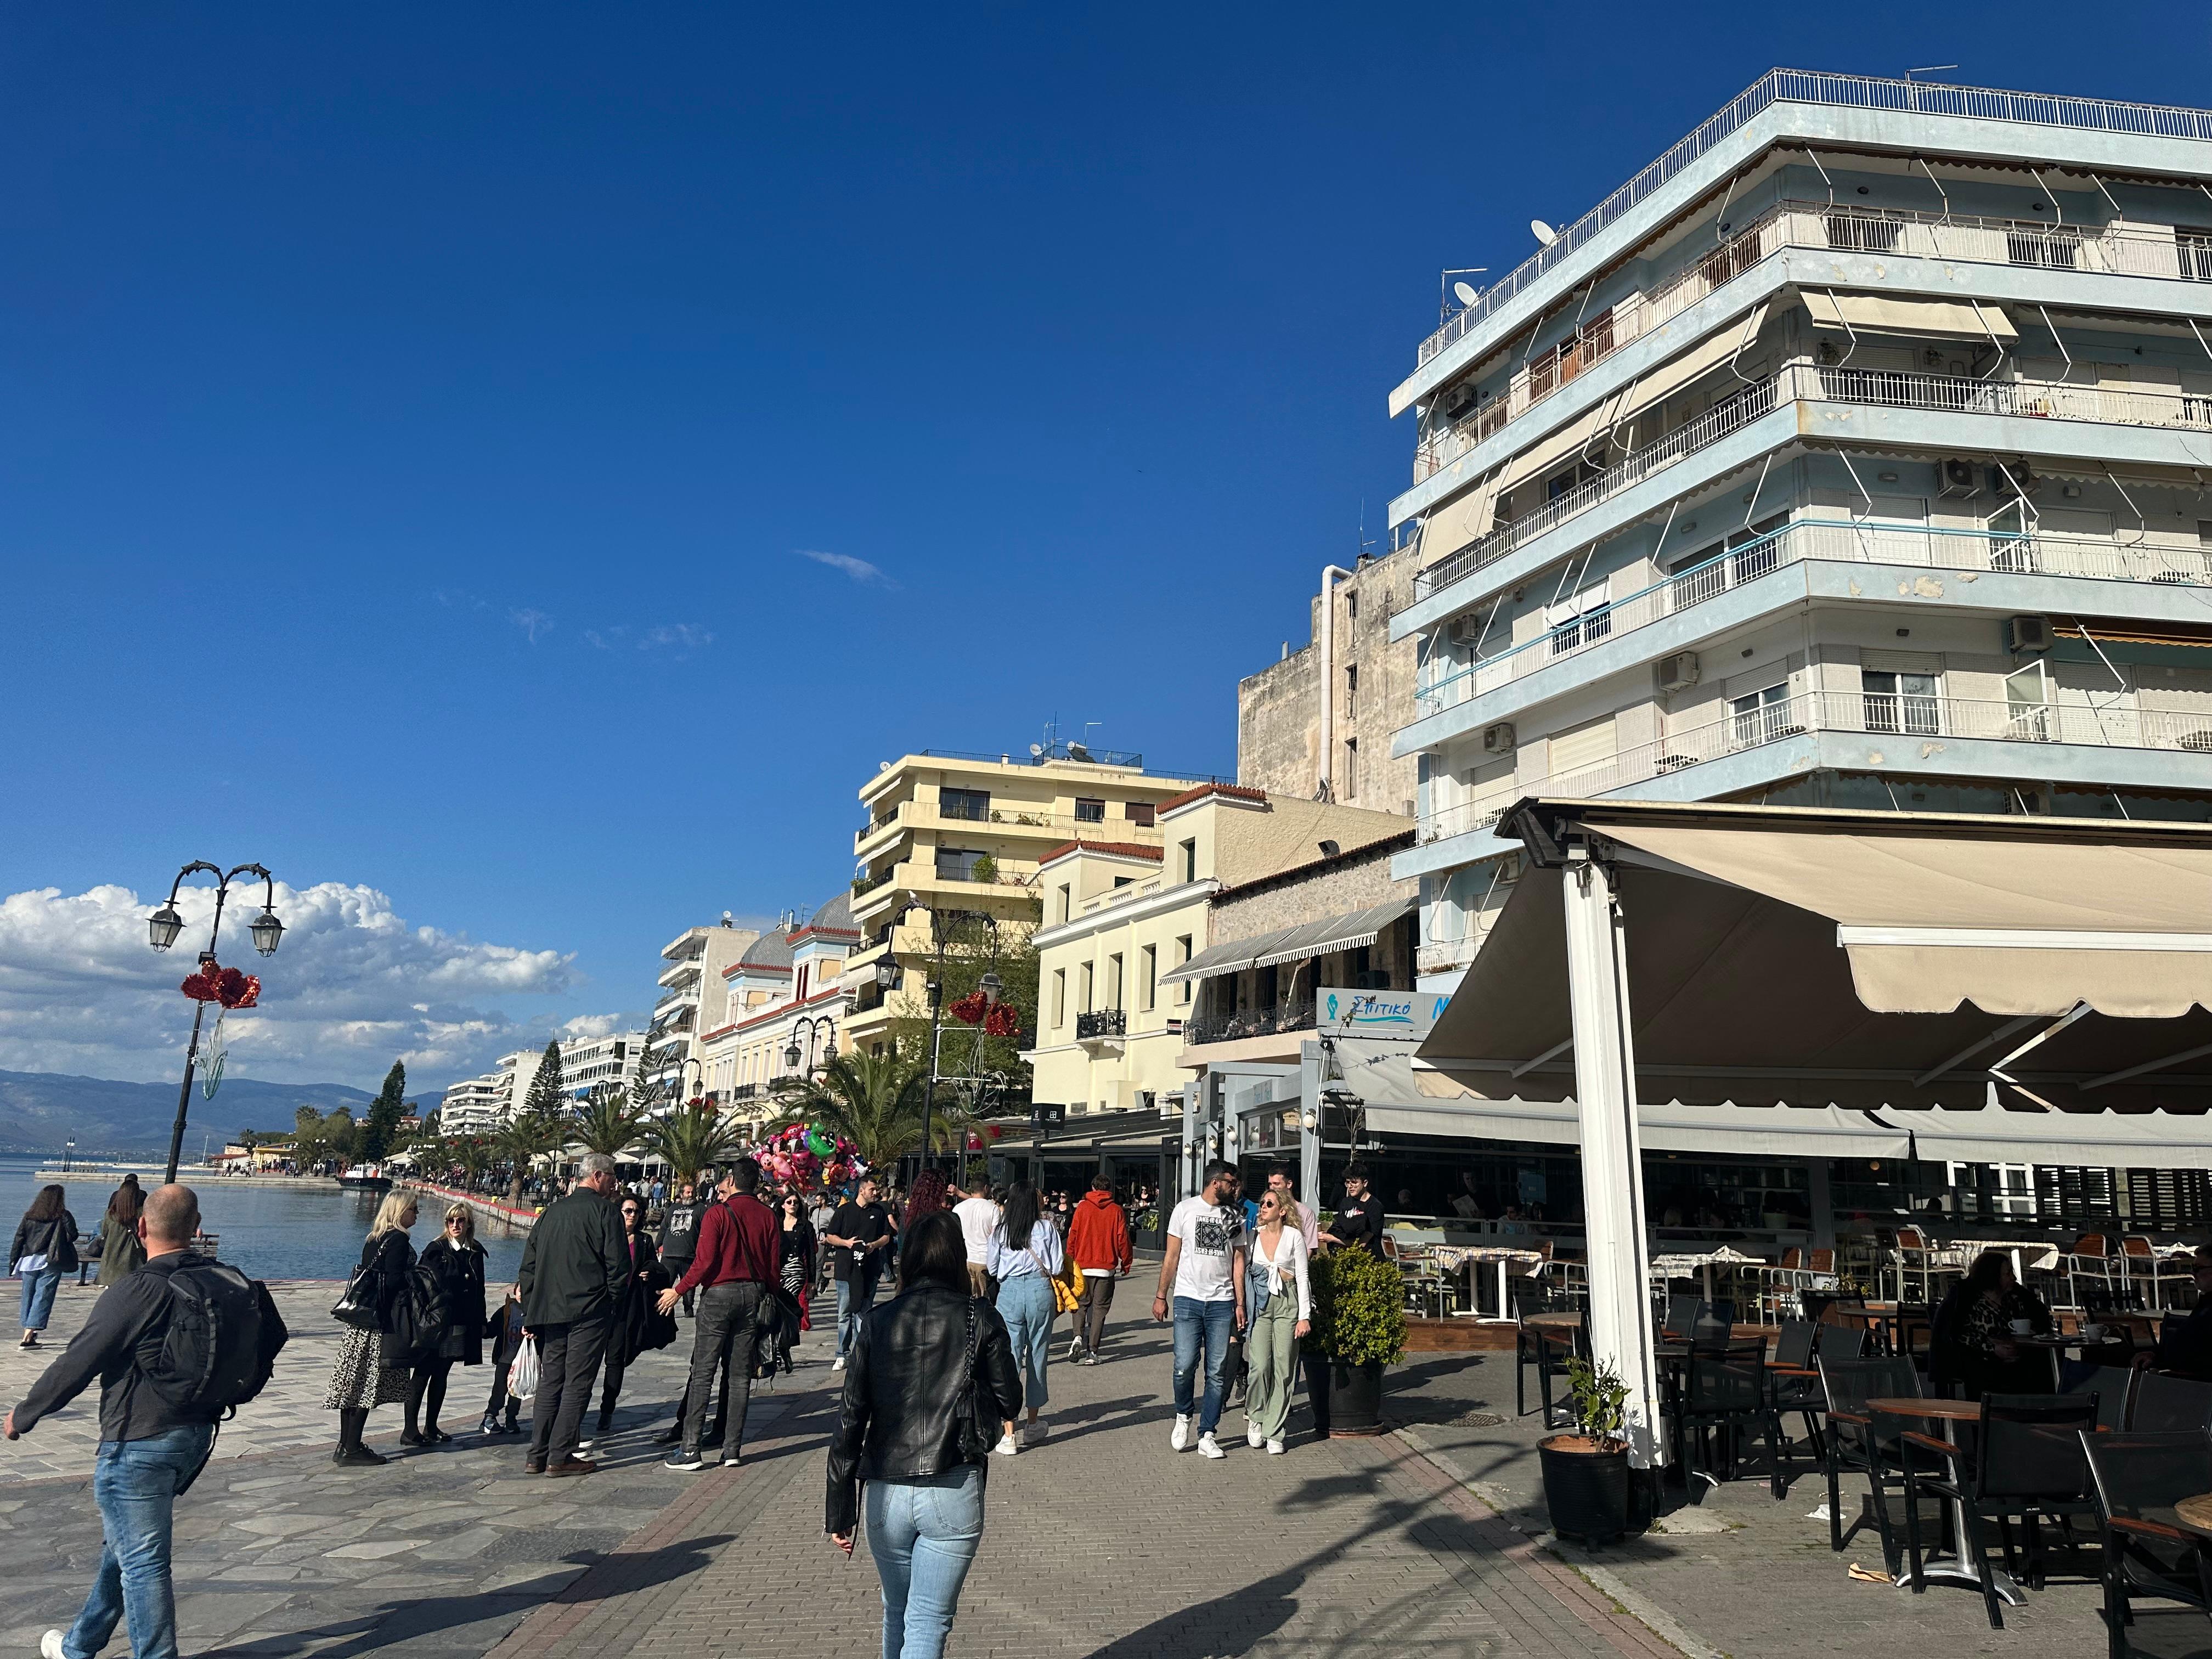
[1482,722,1516,754]
[1994,460,2041,498]
[1440,380,1477,415]
[1447,614,1483,647]
[1939,458,1979,498]
[2009,614,2053,653]
[1658,650,1701,692]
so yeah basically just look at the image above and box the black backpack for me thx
[138,1255,290,1416]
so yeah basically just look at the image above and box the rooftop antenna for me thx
[1530,220,1558,247]
[1438,267,1488,323]
[1904,65,1958,109]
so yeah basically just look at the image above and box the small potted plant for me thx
[1304,1243,1407,1433]
[1539,1356,1633,1545]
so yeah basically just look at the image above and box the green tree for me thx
[771,1048,929,1170]
[446,1135,491,1188]
[523,1040,567,1119]
[568,1086,648,1160]
[639,1097,746,1182]
[887,913,1039,1129]
[360,1060,408,1160]
[294,1104,358,1169]
[495,1108,567,1203]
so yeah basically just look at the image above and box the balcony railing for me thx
[1414,362,2212,604]
[1413,69,2212,369]
[1075,1008,1127,1041]
[1412,199,2212,483]
[1417,689,2212,847]
[1418,519,2212,718]
[1181,1002,1322,1046]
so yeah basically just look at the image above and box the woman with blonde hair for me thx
[324,1190,419,1466]
[1241,1186,1311,1455]
[407,1203,487,1447]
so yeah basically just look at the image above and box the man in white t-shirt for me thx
[952,1184,1001,1297]
[1152,1161,1246,1460]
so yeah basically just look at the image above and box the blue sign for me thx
[1321,987,1450,1039]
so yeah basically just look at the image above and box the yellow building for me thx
[840,746,1204,1056]
[694,894,859,1138]
[1023,782,1413,1118]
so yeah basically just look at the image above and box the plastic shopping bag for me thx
[507,1334,540,1403]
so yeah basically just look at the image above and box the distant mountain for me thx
[0,1070,376,1159]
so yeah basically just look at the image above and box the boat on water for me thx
[336,1165,393,1193]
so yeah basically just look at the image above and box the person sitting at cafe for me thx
[1931,1250,2053,1397]
[1450,1173,1484,1221]
[2151,1248,2212,1378]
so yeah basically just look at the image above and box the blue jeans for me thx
[64,1423,216,1659]
[865,1465,984,1659]
[1172,1295,1237,1434]
[837,1266,882,1357]
[19,1263,63,1330]
[994,1274,1053,1412]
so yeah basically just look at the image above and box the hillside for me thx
[0,1070,376,1158]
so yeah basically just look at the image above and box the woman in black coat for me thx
[596,1193,672,1437]
[407,1204,488,1446]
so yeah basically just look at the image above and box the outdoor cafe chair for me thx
[1819,1354,1931,1578]
[1900,1392,2102,1628]
[1662,1293,1701,1341]
[2122,1237,2188,1313]
[2082,1429,2212,1659]
[1765,1319,1827,1474]
[2130,1372,2212,1434]
[1677,1339,1787,1496]
[1690,1301,1736,1345]
[2070,1365,2137,1436]
[1813,1318,1869,1363]
[1517,1295,1584,1424]
[2063,1234,2123,1311]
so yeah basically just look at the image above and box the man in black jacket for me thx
[517,1152,630,1475]
[6,1185,217,1659]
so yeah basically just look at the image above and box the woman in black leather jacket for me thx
[827,1209,1020,1659]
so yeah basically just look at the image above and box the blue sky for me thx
[5,5,2208,1091]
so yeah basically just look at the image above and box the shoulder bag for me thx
[1025,1241,1084,1316]
[330,1257,381,1329]
[956,1296,994,1462]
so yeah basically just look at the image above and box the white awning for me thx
[1801,290,2018,342]
[1248,898,1417,970]
[1159,927,1298,986]
[1611,301,1770,430]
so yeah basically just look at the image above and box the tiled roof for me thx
[1037,840,1167,867]
[1158,781,1267,814]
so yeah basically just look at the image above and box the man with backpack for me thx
[7,1184,286,1659]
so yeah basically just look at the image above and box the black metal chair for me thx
[1691,1300,1737,1344]
[1516,1293,1583,1423]
[1900,1392,2102,1628]
[1662,1293,1700,1341]
[2070,1364,2137,1435]
[2083,1429,2212,1659]
[1813,1318,1869,1363]
[1678,1338,1787,1496]
[1819,1354,1929,1576]
[1765,1319,1826,1476]
[2130,1371,2212,1432]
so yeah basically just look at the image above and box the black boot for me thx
[336,1407,387,1467]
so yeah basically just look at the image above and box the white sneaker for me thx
[1266,1438,1286,1455]
[1246,1423,1263,1448]
[993,1432,1019,1456]
[42,1633,68,1659]
[1198,1432,1226,1460]
[832,1356,846,1372]
[1170,1414,1191,1452]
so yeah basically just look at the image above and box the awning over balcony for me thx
[1610,301,1769,432]
[1800,290,2018,343]
[1159,928,1298,986]
[1160,898,1418,985]
[1418,798,2212,1113]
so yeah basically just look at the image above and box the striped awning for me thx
[1158,899,1417,985]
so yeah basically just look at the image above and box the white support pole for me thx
[1560,847,1669,1468]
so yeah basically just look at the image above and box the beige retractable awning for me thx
[1800,290,2018,342]
[1493,401,1615,498]
[1417,468,1502,563]
[1611,301,1769,430]
[1418,798,2212,1115]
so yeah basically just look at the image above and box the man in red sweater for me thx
[1065,1175,1134,1364]
[655,1157,779,1469]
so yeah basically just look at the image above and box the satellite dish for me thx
[1452,280,1479,307]
[1029,743,1045,758]
[1530,219,1558,246]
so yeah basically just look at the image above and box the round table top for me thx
[2174,1495,2212,1538]
[1866,1396,1982,1421]
[1525,1312,1583,1331]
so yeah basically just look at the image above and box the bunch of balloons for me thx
[754,1121,866,1190]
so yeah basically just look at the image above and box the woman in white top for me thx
[984,1182,1063,1453]
[1242,1188,1311,1455]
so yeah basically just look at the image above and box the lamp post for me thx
[782,1014,836,1079]
[147,861,283,1184]
[64,1139,74,1173]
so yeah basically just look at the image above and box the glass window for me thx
[1075,798,1106,823]
[1180,839,1198,882]
[1141,944,1157,1011]
[939,787,990,822]
[1052,969,1065,1027]
[1728,683,1790,748]
[1863,669,1940,736]
[935,848,985,882]
[1126,802,1155,827]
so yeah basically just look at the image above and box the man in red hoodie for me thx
[1065,1175,1134,1364]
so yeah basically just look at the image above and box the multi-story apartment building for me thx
[438,1073,506,1137]
[640,918,760,1103]
[841,746,1205,1056]
[695,895,861,1137]
[438,1028,647,1135]
[1024,783,1414,1116]
[1386,70,2212,990]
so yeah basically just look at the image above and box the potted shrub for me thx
[1539,1356,1633,1545]
[1305,1243,1407,1434]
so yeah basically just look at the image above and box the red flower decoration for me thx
[982,1003,1020,1037]
[948,991,989,1026]
[180,960,261,1008]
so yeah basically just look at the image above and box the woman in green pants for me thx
[1241,1188,1311,1454]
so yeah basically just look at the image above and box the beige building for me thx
[694,895,860,1137]
[640,919,760,1103]
[841,746,1204,1056]
[1023,782,1414,1116]
[1238,549,1423,819]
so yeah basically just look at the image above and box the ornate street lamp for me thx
[147,861,281,1183]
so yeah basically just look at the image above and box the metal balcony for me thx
[1075,1008,1126,1042]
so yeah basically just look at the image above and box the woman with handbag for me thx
[12,1184,80,1348]
[323,1191,419,1466]
[406,1204,487,1447]
[1241,1187,1312,1455]
[826,1209,1020,1659]
[982,1182,1062,1454]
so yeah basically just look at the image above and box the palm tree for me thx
[771,1049,929,1171]
[639,1097,746,1183]
[447,1135,491,1190]
[569,1086,650,1160]
[495,1108,567,1203]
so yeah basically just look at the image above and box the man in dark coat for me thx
[517,1152,630,1475]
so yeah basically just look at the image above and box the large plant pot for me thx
[1538,1434,1632,1545]
[1327,1359,1386,1433]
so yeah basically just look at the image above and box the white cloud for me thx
[0,882,627,1091]
[510,607,555,642]
[797,549,895,587]
[640,623,713,651]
